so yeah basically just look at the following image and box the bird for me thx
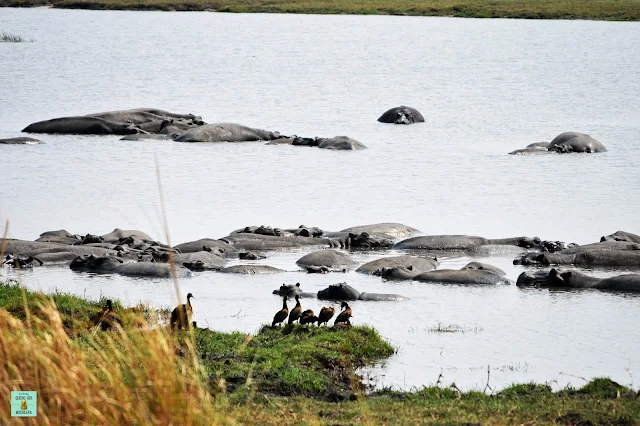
[317,306,335,326]
[272,295,289,327]
[334,302,352,326]
[299,309,318,325]
[288,295,302,325]
[87,299,118,331]
[170,293,194,330]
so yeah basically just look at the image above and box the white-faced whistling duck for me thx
[317,306,335,326]
[299,309,318,325]
[333,302,352,326]
[288,295,302,325]
[88,299,118,331]
[272,295,289,327]
[170,292,194,330]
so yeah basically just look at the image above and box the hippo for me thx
[394,235,565,253]
[220,233,337,251]
[517,269,640,293]
[87,108,203,125]
[413,269,512,285]
[218,265,284,274]
[377,106,425,124]
[39,229,75,239]
[601,231,640,244]
[0,137,41,144]
[174,123,281,143]
[321,232,395,250]
[22,116,143,135]
[70,255,190,278]
[296,250,357,270]
[3,255,43,268]
[340,223,419,238]
[239,251,266,260]
[560,241,640,254]
[101,228,154,243]
[267,136,367,150]
[547,132,606,153]
[508,142,551,155]
[378,266,420,280]
[35,235,80,245]
[172,251,226,269]
[173,238,234,256]
[272,283,317,299]
[514,251,640,267]
[461,262,506,276]
[317,282,408,301]
[356,255,439,275]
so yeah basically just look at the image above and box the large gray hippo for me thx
[70,255,191,278]
[267,136,367,150]
[218,265,284,274]
[356,255,438,275]
[340,223,419,238]
[394,235,565,253]
[272,283,317,299]
[0,137,41,144]
[173,238,235,256]
[547,132,606,153]
[515,251,640,267]
[87,108,203,125]
[377,106,424,124]
[296,250,357,270]
[601,231,640,244]
[317,283,408,301]
[517,269,640,293]
[22,116,143,135]
[220,233,336,251]
[413,269,512,285]
[174,123,281,142]
[321,232,395,250]
[101,228,154,243]
[508,142,551,155]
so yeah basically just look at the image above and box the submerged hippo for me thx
[517,269,640,293]
[0,137,42,144]
[601,231,640,244]
[356,255,439,275]
[377,106,424,124]
[296,250,357,270]
[413,269,512,285]
[340,223,419,238]
[547,132,606,153]
[70,255,191,278]
[515,251,640,267]
[22,116,142,135]
[174,123,281,142]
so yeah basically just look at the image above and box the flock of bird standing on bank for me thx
[86,292,351,332]
[271,295,352,328]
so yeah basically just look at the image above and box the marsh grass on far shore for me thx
[0,31,33,42]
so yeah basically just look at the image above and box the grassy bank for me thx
[1,0,640,20]
[1,279,639,424]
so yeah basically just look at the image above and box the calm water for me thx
[1,8,639,391]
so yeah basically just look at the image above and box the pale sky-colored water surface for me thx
[1,9,639,391]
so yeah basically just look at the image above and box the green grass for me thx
[1,278,639,424]
[196,323,395,399]
[1,0,640,20]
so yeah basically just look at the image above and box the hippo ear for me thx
[407,265,413,271]
[348,233,357,239]
[296,283,301,287]
[203,245,211,252]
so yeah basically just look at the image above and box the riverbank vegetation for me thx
[1,278,638,424]
[0,31,31,42]
[1,0,640,20]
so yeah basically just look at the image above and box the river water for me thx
[1,8,639,391]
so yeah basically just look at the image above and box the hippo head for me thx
[348,232,394,249]
[515,236,542,249]
[394,111,411,124]
[272,282,303,298]
[292,137,319,147]
[317,282,360,301]
[538,240,569,253]
[70,255,94,270]
[183,260,205,271]
[516,268,568,288]
[513,253,550,266]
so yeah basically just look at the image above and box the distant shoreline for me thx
[2,0,640,21]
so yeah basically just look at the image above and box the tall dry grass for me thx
[0,298,229,425]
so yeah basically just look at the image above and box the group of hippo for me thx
[3,223,639,302]
[0,106,420,151]
[1,106,606,155]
